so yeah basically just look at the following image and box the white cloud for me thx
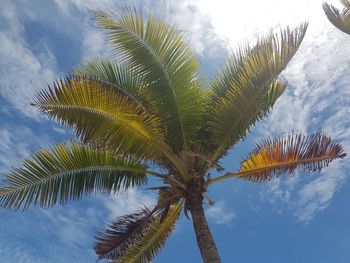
[41,205,101,247]
[206,200,235,225]
[103,188,156,219]
[81,29,109,59]
[0,204,98,263]
[54,0,71,15]
[0,129,11,150]
[0,0,58,119]
[0,124,52,173]
[0,34,56,119]
[0,0,24,39]
[0,244,45,263]
[52,125,69,135]
[259,161,348,223]
[0,1,229,262]
[0,0,348,256]
[294,161,348,222]
[195,0,325,50]
[52,0,228,59]
[252,2,350,222]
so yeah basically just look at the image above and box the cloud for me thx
[253,4,350,222]
[0,122,52,173]
[81,29,109,59]
[0,0,230,124]
[1,3,349,263]
[0,202,99,263]
[52,0,228,60]
[0,244,45,263]
[206,200,236,225]
[0,114,155,261]
[258,159,348,223]
[0,33,56,119]
[103,188,156,219]
[0,0,58,119]
[294,160,348,222]
[41,208,93,246]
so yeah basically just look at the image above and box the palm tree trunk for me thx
[189,182,221,263]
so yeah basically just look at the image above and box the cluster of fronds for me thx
[0,7,346,263]
[92,10,205,152]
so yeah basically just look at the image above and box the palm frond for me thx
[205,24,308,163]
[75,59,147,99]
[157,188,175,223]
[95,208,153,261]
[266,79,287,107]
[323,1,350,35]
[33,76,168,161]
[75,59,161,123]
[95,203,182,262]
[341,0,350,8]
[233,132,345,183]
[93,9,205,152]
[0,141,148,210]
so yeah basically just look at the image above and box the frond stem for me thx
[145,170,167,178]
[2,166,146,195]
[40,104,191,181]
[104,15,189,150]
[164,177,186,190]
[205,155,340,187]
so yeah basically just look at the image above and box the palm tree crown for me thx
[0,9,346,263]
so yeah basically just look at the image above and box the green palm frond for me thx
[75,59,160,120]
[75,59,147,98]
[207,131,346,185]
[33,76,168,161]
[95,202,182,262]
[93,9,205,152]
[0,141,148,210]
[205,24,308,164]
[323,1,350,34]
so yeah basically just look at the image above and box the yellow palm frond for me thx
[34,75,191,179]
[240,132,346,181]
[266,79,287,107]
[33,76,168,161]
[207,132,346,185]
[75,59,149,104]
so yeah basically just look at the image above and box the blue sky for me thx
[0,0,349,262]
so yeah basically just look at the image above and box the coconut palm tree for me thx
[0,9,346,263]
[323,0,350,34]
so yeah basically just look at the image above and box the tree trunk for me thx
[188,182,221,263]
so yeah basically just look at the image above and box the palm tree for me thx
[0,9,346,263]
[323,0,350,34]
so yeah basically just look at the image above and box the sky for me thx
[0,0,349,262]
